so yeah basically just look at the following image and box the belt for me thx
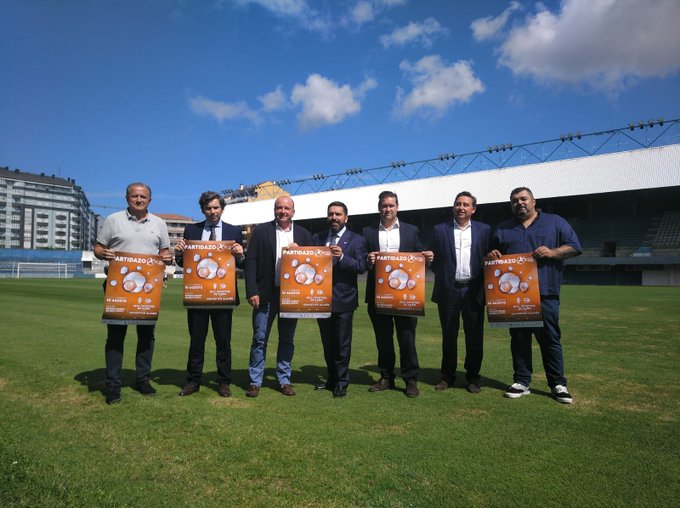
[454,281,470,288]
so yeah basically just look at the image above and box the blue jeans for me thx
[248,298,298,387]
[509,297,566,388]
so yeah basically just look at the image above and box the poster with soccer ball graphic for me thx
[182,240,237,308]
[484,253,543,327]
[279,247,333,318]
[374,252,426,317]
[101,252,166,325]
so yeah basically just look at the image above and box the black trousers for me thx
[317,311,354,389]
[437,286,484,382]
[186,308,233,385]
[105,324,155,387]
[367,305,419,381]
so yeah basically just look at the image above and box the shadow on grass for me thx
[75,366,531,399]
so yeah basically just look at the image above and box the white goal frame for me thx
[14,262,69,278]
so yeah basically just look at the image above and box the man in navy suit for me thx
[430,191,491,394]
[313,201,367,397]
[174,191,245,398]
[244,196,312,397]
[364,191,434,397]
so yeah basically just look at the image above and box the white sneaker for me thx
[504,382,530,399]
[552,384,573,404]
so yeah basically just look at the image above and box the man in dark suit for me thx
[313,201,367,398]
[244,196,312,397]
[174,191,245,398]
[430,191,491,394]
[364,190,434,397]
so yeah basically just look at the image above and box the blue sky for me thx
[2,0,679,220]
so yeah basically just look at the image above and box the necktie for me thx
[209,225,216,241]
[330,233,338,246]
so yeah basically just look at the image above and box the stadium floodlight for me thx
[279,179,290,185]
[658,117,664,126]
[575,132,581,140]
[312,174,324,180]
[629,122,635,131]
[560,134,566,142]
[506,144,512,150]
[638,121,645,129]
[648,120,655,128]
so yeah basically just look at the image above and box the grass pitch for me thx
[1,279,679,507]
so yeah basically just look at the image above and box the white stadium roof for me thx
[223,144,680,226]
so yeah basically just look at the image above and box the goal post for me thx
[15,262,69,278]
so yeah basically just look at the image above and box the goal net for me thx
[14,262,69,278]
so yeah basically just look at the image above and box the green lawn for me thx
[1,279,679,507]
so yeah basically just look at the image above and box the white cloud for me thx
[497,0,680,92]
[349,1,375,25]
[471,1,521,41]
[291,74,377,131]
[380,17,447,48]
[343,0,406,29]
[394,55,484,118]
[258,86,288,111]
[232,0,330,34]
[189,96,261,126]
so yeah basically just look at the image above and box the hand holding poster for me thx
[374,252,426,317]
[279,246,333,318]
[101,252,166,325]
[182,240,237,308]
[484,253,542,327]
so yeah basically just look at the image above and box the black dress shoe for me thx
[106,385,121,405]
[333,386,347,398]
[135,380,156,395]
[217,383,232,397]
[178,383,200,396]
[315,382,333,391]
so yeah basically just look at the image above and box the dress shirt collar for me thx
[379,218,400,231]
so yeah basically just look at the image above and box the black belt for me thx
[454,281,470,288]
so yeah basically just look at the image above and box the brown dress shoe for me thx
[467,379,481,394]
[280,384,296,396]
[405,380,420,398]
[368,377,395,392]
[178,383,200,396]
[218,383,232,397]
[434,379,449,391]
[246,385,259,398]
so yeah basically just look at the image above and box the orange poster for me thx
[484,253,543,327]
[374,252,426,317]
[279,247,333,318]
[101,252,166,325]
[182,240,237,308]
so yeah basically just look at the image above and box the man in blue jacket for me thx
[244,196,312,397]
[430,191,491,394]
[364,191,434,397]
[488,187,581,404]
[313,201,367,397]
[174,191,245,398]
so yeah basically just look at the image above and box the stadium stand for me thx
[653,211,680,247]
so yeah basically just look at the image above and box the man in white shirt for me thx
[363,191,434,398]
[430,191,491,393]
